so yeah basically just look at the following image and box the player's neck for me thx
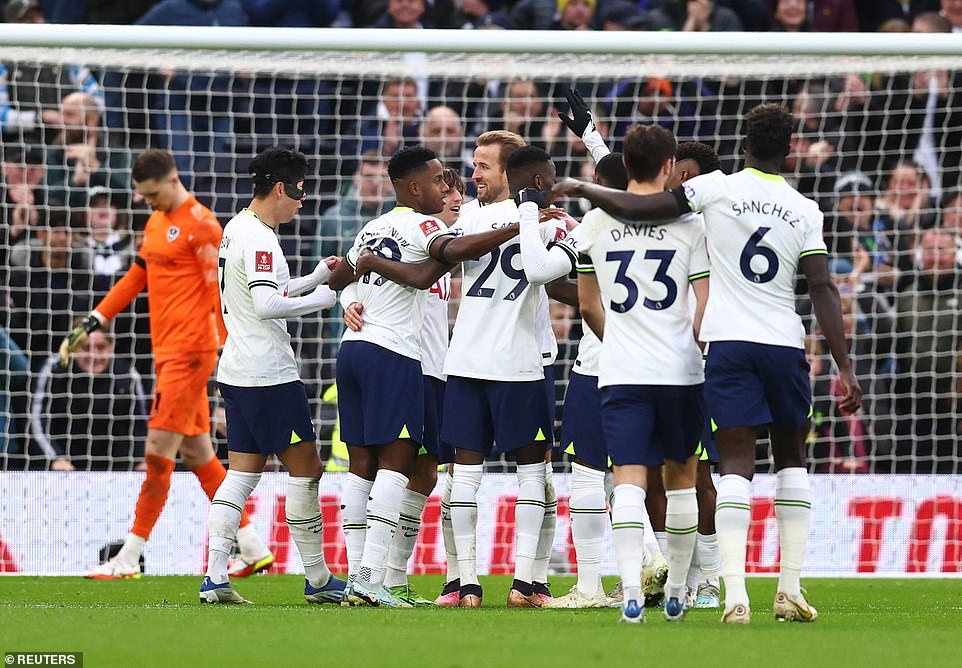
[627,180,663,196]
[169,185,191,212]
[246,201,278,229]
[744,156,782,176]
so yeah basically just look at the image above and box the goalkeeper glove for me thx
[58,314,103,368]
[515,187,547,209]
[558,88,593,138]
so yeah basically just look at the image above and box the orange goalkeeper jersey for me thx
[94,195,228,360]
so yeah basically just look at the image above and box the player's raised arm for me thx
[558,87,611,163]
[550,178,686,222]
[801,252,862,414]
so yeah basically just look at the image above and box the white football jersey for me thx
[342,206,455,361]
[573,252,601,377]
[683,168,826,349]
[536,289,558,365]
[421,273,451,380]
[217,209,299,386]
[444,199,564,381]
[577,208,709,388]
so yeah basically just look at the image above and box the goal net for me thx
[0,27,960,575]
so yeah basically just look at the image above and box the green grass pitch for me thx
[0,576,959,667]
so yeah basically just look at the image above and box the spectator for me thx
[0,327,29,456]
[892,229,962,473]
[938,189,962,263]
[239,0,338,26]
[49,0,159,23]
[647,0,744,31]
[136,0,249,186]
[912,9,952,30]
[510,0,559,30]
[771,0,858,31]
[0,0,105,147]
[30,328,147,471]
[419,106,469,175]
[1,144,47,263]
[498,79,547,147]
[84,186,136,293]
[876,162,937,283]
[455,0,513,28]
[360,77,422,155]
[369,0,429,27]
[941,0,962,30]
[43,92,131,211]
[599,1,643,29]
[718,0,771,30]
[551,0,596,29]
[853,0,940,31]
[7,209,95,370]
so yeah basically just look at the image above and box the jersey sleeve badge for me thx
[255,251,273,272]
[419,219,441,236]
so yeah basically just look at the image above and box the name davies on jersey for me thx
[730,199,801,228]
[610,221,667,243]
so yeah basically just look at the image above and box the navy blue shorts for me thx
[561,371,608,470]
[601,384,704,467]
[423,375,455,464]
[219,381,316,455]
[336,340,424,447]
[704,341,812,430]
[543,363,556,446]
[441,375,553,455]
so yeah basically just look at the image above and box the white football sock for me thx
[205,470,261,584]
[775,467,811,597]
[697,532,720,580]
[532,461,557,585]
[440,470,459,584]
[358,469,409,585]
[715,474,753,607]
[383,488,428,589]
[664,487,698,601]
[569,463,607,597]
[117,533,146,568]
[235,523,268,560]
[451,464,483,587]
[514,463,546,585]
[612,484,646,606]
[341,473,373,580]
[287,476,332,589]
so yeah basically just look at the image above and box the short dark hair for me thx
[505,145,552,190]
[442,167,465,195]
[676,141,721,176]
[622,124,676,183]
[132,149,176,182]
[745,103,794,162]
[595,152,628,190]
[387,145,438,182]
[249,146,309,198]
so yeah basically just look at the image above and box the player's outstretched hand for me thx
[548,178,583,204]
[58,314,103,368]
[344,302,364,332]
[558,88,593,138]
[837,367,863,415]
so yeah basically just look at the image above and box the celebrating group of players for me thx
[60,89,862,624]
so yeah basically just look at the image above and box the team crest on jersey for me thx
[419,219,441,236]
[255,251,273,272]
[166,226,180,242]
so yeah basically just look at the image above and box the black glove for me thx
[515,187,547,209]
[558,88,593,138]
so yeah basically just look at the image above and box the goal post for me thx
[0,25,961,575]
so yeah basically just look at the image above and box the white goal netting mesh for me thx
[1,36,962,576]
[3,43,961,475]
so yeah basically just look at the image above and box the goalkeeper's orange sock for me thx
[193,456,252,529]
[130,453,176,543]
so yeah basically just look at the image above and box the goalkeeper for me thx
[60,149,273,580]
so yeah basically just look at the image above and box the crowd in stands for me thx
[1,0,961,472]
